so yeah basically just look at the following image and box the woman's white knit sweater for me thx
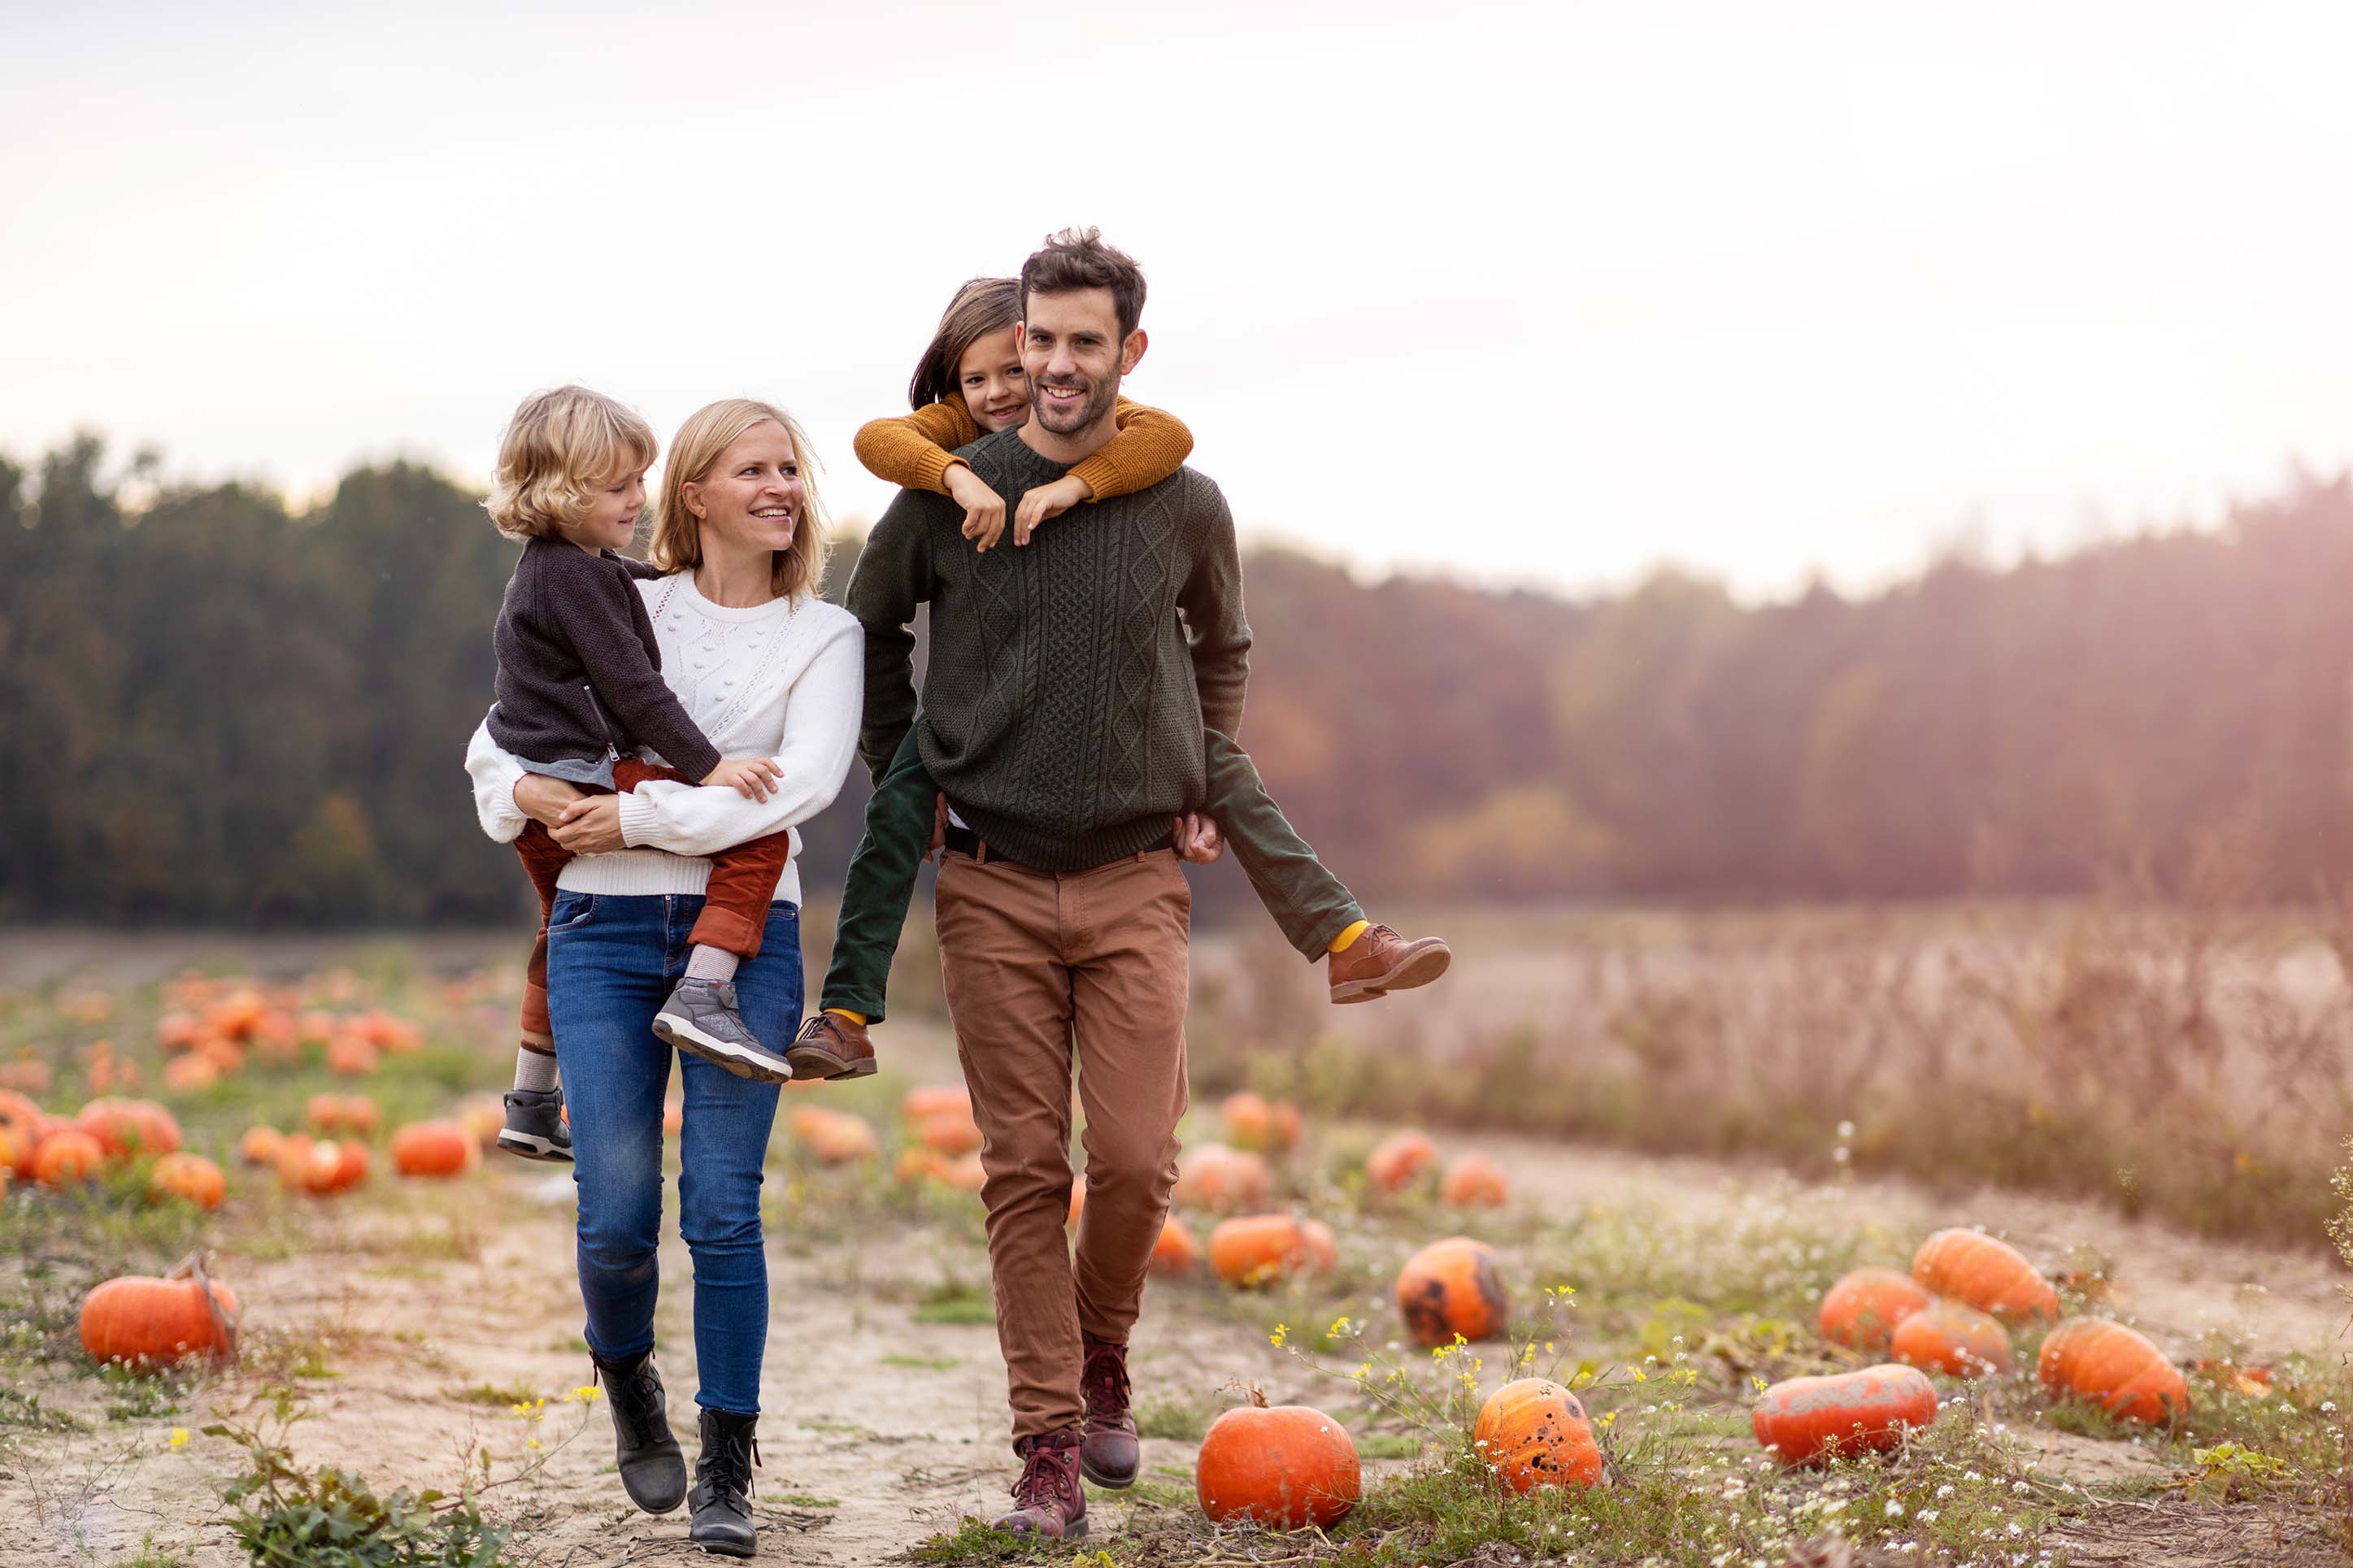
[466,571,864,908]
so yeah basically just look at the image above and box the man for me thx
[838,228,1244,1540]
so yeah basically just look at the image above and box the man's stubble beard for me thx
[1029,372,1120,437]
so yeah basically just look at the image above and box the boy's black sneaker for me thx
[689,1407,760,1557]
[590,1347,688,1514]
[497,1088,572,1162]
[652,979,791,1084]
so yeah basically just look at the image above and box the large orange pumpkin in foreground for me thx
[1196,1388,1360,1528]
[390,1121,478,1178]
[1911,1230,2057,1325]
[33,1128,107,1187]
[1753,1363,1938,1465]
[1474,1378,1604,1492]
[1173,1144,1272,1211]
[1365,1131,1437,1193]
[1396,1236,1508,1345]
[148,1153,227,1210]
[1818,1266,1933,1353]
[77,1097,182,1160]
[1890,1299,2012,1377]
[2037,1318,2188,1423]
[80,1265,240,1367]
[1208,1214,1309,1288]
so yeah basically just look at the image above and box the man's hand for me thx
[1013,474,1091,546]
[1172,812,1224,864]
[552,794,628,854]
[703,757,783,802]
[946,464,1007,552]
[513,773,586,829]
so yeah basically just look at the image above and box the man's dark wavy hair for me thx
[1019,227,1147,341]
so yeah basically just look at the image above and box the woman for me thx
[464,397,862,1560]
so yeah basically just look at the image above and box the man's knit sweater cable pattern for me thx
[848,429,1252,873]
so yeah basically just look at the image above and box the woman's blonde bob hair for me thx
[649,399,831,602]
[483,385,659,541]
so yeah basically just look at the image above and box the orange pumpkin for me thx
[2037,1318,2188,1423]
[390,1121,478,1179]
[1474,1378,1604,1492]
[1067,1182,1085,1227]
[206,991,269,1040]
[148,1153,226,1210]
[1818,1267,1934,1353]
[1152,1216,1202,1276]
[238,1126,285,1167]
[306,1092,380,1137]
[1196,1388,1360,1527]
[1365,1131,1437,1193]
[1911,1230,2057,1325]
[0,1089,46,1177]
[1753,1363,1939,1465]
[0,1058,54,1094]
[894,1147,948,1184]
[324,1035,380,1077]
[915,1107,982,1158]
[77,1097,182,1160]
[80,1265,240,1367]
[662,1099,684,1136]
[34,1128,107,1187]
[807,1113,877,1166]
[154,1011,203,1050]
[1173,1144,1272,1211]
[161,1054,220,1093]
[1396,1236,1508,1345]
[1220,1092,1302,1153]
[901,1084,972,1121]
[329,1138,371,1190]
[278,1134,368,1195]
[937,1153,987,1192]
[1439,1153,1510,1208]
[1208,1214,1309,1288]
[1890,1300,2012,1377]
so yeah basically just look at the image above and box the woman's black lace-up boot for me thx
[689,1406,761,1557]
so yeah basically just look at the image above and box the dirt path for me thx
[0,1020,2344,1566]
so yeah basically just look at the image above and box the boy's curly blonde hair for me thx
[483,385,659,540]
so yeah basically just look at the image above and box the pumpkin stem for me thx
[1247,1381,1269,1409]
[170,1249,241,1362]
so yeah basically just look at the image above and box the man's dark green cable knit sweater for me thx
[846,428,1252,873]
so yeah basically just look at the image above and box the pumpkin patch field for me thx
[0,931,2347,1568]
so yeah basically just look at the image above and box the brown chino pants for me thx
[933,846,1193,1444]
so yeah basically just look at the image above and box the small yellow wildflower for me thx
[168,1428,189,1449]
[1269,1323,1288,1348]
[526,1437,541,1451]
[1327,1316,1351,1340]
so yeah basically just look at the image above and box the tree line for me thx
[3,434,2348,927]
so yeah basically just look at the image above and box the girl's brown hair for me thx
[905,276,1020,410]
[647,399,830,603]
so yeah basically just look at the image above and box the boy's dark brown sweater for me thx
[486,537,722,780]
[846,428,1252,872]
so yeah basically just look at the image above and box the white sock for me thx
[513,1045,559,1093]
[685,945,740,984]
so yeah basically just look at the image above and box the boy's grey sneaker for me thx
[651,979,791,1084]
[498,1088,573,1162]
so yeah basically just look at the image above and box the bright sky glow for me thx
[5,2,2348,600]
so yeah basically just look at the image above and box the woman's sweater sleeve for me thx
[851,402,983,494]
[612,612,865,857]
[1071,398,1194,502]
[463,715,531,845]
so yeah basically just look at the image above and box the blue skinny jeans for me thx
[546,889,794,1414]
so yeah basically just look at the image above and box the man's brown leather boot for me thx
[1078,1336,1139,1487]
[786,1011,877,1079]
[995,1429,1088,1539]
[1328,924,1452,1004]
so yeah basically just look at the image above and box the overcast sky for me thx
[6,2,2348,601]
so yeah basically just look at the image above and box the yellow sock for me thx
[1328,919,1370,955]
[825,1009,868,1026]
